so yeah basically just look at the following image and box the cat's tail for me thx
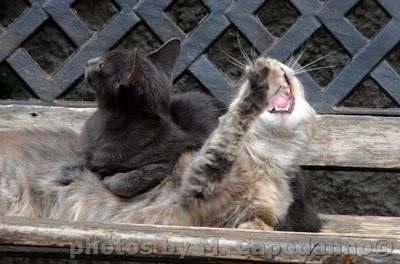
[170,92,226,149]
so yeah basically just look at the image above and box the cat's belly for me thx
[212,173,293,229]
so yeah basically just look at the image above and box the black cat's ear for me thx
[120,48,143,91]
[148,38,181,76]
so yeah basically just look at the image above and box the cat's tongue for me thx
[266,84,294,113]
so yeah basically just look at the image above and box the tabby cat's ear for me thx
[148,38,181,76]
[120,48,143,92]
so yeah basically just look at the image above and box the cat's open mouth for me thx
[266,72,294,114]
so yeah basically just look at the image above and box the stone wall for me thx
[0,0,399,216]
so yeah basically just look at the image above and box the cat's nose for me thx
[87,57,101,67]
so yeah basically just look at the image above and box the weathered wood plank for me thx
[0,105,399,169]
[305,114,400,169]
[0,215,398,263]
[320,214,400,236]
[0,105,92,133]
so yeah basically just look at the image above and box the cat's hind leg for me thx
[238,218,274,231]
[180,58,271,214]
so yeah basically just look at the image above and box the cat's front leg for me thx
[103,163,171,197]
[86,147,119,177]
[180,58,271,209]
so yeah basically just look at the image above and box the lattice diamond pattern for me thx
[112,23,161,53]
[341,77,398,108]
[173,71,209,95]
[22,19,76,74]
[256,0,300,38]
[386,43,400,75]
[345,0,391,39]
[0,62,35,100]
[0,0,30,28]
[72,0,119,32]
[293,27,351,88]
[166,0,208,34]
[0,0,399,115]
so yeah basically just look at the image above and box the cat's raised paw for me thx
[246,57,271,90]
[237,57,271,116]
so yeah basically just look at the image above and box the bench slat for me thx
[320,214,400,236]
[0,105,399,169]
[0,215,398,263]
[305,114,400,170]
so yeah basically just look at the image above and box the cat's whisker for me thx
[227,57,246,69]
[292,41,308,71]
[294,64,344,75]
[81,87,87,102]
[250,34,264,64]
[239,44,252,66]
[225,56,246,70]
[77,84,86,102]
[220,48,247,69]
[216,57,241,81]
[236,34,253,66]
[81,84,89,101]
[238,42,250,65]
[294,47,344,73]
[251,45,257,65]
[288,41,296,69]
[227,60,246,70]
[211,106,229,113]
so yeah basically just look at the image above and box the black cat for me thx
[59,39,225,197]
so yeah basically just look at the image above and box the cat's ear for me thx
[148,38,181,76]
[120,48,143,91]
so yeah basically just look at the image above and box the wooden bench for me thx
[1,0,400,262]
[0,104,398,263]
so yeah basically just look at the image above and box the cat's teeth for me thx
[273,105,290,112]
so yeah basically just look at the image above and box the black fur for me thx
[170,91,226,148]
[60,39,225,197]
[275,173,322,232]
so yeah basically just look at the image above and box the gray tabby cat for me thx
[0,57,317,230]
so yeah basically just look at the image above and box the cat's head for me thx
[252,57,316,132]
[84,39,181,116]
